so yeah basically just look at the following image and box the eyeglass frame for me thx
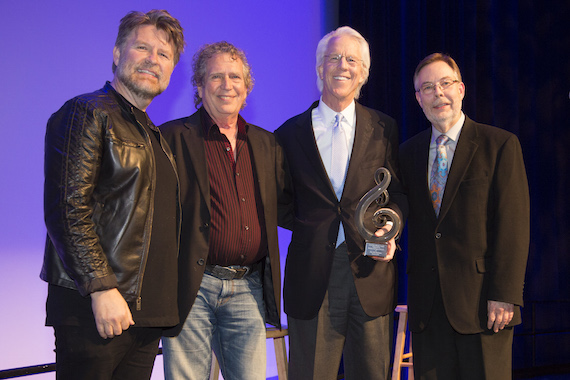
[415,79,460,95]
[324,54,363,67]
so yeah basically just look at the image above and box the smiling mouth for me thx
[137,69,158,78]
[333,76,349,81]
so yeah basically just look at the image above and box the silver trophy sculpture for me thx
[355,167,401,257]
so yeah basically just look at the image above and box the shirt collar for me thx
[317,97,356,128]
[200,106,248,136]
[431,112,465,144]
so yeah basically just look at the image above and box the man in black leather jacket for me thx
[40,10,185,380]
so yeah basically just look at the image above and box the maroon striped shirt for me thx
[202,109,267,266]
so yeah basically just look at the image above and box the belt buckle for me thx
[211,265,235,280]
[207,265,250,280]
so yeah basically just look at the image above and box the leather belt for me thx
[205,264,251,280]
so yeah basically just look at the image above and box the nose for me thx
[221,76,232,89]
[434,83,445,96]
[338,56,349,69]
[146,49,159,63]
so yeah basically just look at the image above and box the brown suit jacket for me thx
[275,101,407,320]
[399,116,530,334]
[160,108,288,335]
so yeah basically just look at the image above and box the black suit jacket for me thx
[275,101,406,320]
[160,108,288,335]
[399,116,530,334]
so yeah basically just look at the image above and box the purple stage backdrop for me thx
[0,1,324,378]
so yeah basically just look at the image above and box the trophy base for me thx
[363,242,388,258]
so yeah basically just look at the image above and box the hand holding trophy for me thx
[355,168,401,258]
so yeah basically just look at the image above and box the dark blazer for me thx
[399,116,530,334]
[160,108,288,335]
[275,101,406,320]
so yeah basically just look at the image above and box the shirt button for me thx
[435,232,442,239]
[242,197,246,202]
[226,147,231,151]
[197,258,205,265]
[236,172,240,176]
[245,226,249,230]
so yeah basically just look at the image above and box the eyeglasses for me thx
[416,79,460,95]
[325,54,362,67]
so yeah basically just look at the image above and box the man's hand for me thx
[91,288,134,339]
[369,225,397,262]
[487,300,514,333]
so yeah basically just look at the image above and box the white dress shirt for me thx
[312,97,357,246]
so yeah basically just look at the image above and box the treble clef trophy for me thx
[355,167,401,257]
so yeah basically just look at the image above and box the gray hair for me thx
[315,26,370,99]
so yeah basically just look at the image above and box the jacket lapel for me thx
[248,126,268,210]
[182,112,211,214]
[438,117,479,220]
[411,129,437,219]
[293,101,335,195]
[342,102,373,198]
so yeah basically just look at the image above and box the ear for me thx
[113,46,121,68]
[317,65,323,80]
[458,81,466,100]
[415,91,422,107]
[197,86,203,99]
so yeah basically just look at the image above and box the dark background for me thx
[337,0,570,374]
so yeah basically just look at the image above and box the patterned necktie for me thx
[331,113,348,199]
[429,134,450,215]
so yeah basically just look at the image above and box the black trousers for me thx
[412,282,514,380]
[53,325,162,380]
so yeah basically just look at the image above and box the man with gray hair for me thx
[160,41,288,380]
[275,26,406,379]
[42,9,185,380]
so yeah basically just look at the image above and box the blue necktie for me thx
[331,114,348,199]
[429,134,450,215]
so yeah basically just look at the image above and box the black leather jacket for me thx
[41,82,180,304]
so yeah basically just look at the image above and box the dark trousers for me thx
[412,282,514,380]
[53,325,162,380]
[288,243,392,380]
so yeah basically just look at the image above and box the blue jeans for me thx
[163,270,266,380]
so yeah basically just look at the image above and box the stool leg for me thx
[393,306,415,380]
[273,335,288,380]
[392,311,407,380]
[408,333,414,380]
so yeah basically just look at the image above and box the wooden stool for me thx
[210,326,288,380]
[392,305,413,380]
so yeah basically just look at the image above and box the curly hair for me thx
[191,41,254,109]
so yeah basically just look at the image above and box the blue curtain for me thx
[338,0,570,373]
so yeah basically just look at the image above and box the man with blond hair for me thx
[42,9,185,380]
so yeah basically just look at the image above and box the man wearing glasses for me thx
[399,53,530,379]
[276,26,406,379]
